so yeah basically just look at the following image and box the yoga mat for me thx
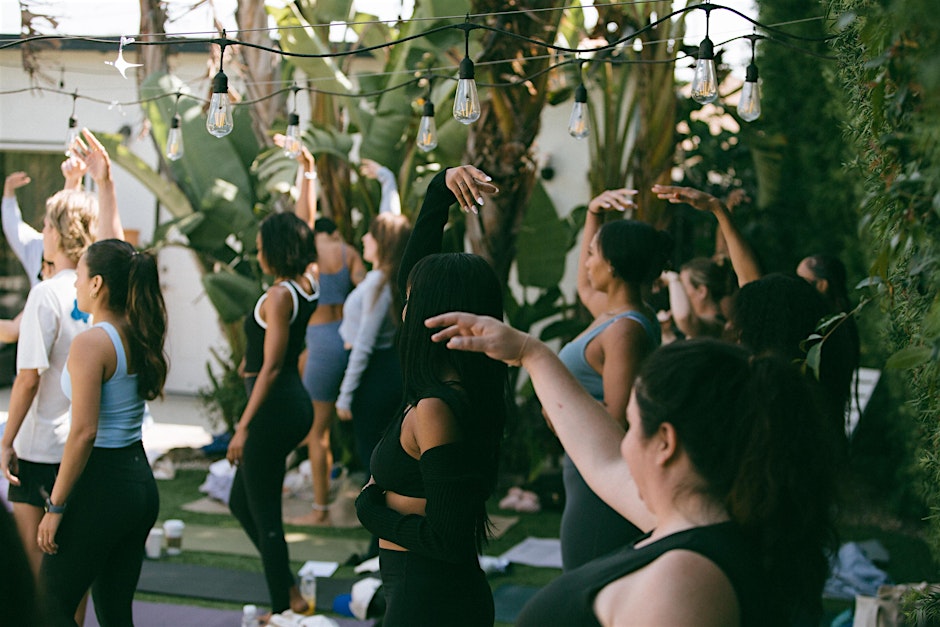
[498,536,564,569]
[83,599,375,627]
[160,522,368,563]
[493,584,542,624]
[137,561,363,613]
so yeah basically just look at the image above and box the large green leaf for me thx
[202,270,262,324]
[93,133,193,217]
[140,72,259,212]
[516,181,567,288]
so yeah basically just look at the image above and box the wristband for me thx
[44,497,66,514]
[303,171,318,181]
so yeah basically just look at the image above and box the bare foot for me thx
[286,509,330,527]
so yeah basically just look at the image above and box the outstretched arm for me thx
[360,159,401,216]
[425,312,656,531]
[396,166,497,302]
[274,133,317,228]
[652,185,761,286]
[577,189,637,316]
[71,129,124,242]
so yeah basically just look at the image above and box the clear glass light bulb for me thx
[737,63,761,122]
[417,102,438,152]
[568,84,589,139]
[166,115,184,161]
[690,37,718,104]
[206,71,233,137]
[64,117,79,156]
[453,57,481,125]
[284,113,302,158]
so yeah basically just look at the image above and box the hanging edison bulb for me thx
[453,57,481,125]
[738,63,761,122]
[284,112,303,158]
[166,114,184,161]
[206,70,233,137]
[64,116,79,156]
[690,36,718,104]
[417,101,438,152]
[568,83,589,139]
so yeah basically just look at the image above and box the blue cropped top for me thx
[61,321,145,448]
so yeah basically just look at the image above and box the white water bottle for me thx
[241,604,258,627]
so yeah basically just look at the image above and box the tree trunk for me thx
[465,0,567,284]
[235,0,282,147]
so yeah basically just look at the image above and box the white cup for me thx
[162,519,185,555]
[145,527,164,559]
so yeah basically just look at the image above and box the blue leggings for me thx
[229,374,313,613]
[40,441,159,627]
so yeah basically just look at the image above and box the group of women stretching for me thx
[1,133,854,626]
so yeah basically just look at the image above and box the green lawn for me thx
[144,467,936,626]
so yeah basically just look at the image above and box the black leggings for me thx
[379,549,493,626]
[230,374,313,613]
[351,346,402,471]
[40,441,159,627]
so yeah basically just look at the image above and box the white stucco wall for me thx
[0,44,227,394]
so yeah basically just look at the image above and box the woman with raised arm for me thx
[428,315,837,627]
[660,256,735,340]
[226,212,319,616]
[354,165,506,626]
[274,136,368,526]
[557,189,671,571]
[37,239,167,626]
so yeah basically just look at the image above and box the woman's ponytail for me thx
[127,250,168,400]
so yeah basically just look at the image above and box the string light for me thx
[1,5,841,143]
[737,35,761,122]
[416,76,438,152]
[453,23,481,125]
[64,91,79,156]
[283,86,302,158]
[568,64,589,139]
[690,6,719,105]
[206,35,233,138]
[166,93,184,161]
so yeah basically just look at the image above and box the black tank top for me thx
[516,522,770,627]
[370,386,468,498]
[244,278,318,373]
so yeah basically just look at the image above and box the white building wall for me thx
[0,45,227,394]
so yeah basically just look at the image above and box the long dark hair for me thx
[731,273,854,431]
[259,212,317,278]
[400,253,508,550]
[85,239,168,400]
[802,253,851,313]
[633,339,837,623]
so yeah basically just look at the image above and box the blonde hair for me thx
[45,190,98,264]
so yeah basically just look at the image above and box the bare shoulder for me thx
[69,326,116,369]
[596,549,740,627]
[409,397,462,452]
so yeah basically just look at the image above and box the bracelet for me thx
[303,171,318,180]
[44,497,66,514]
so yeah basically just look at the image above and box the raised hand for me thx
[588,188,637,215]
[444,165,499,215]
[3,171,30,197]
[426,312,529,365]
[651,184,720,213]
[69,129,112,184]
[61,156,88,190]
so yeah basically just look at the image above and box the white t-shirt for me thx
[14,269,90,463]
[1,196,43,287]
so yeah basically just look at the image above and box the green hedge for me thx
[830,0,940,557]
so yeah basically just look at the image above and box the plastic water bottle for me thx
[241,604,258,627]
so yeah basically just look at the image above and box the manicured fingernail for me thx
[476,197,484,205]
[471,206,479,215]
[485,176,492,181]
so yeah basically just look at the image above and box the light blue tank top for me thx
[61,321,145,448]
[557,311,661,401]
